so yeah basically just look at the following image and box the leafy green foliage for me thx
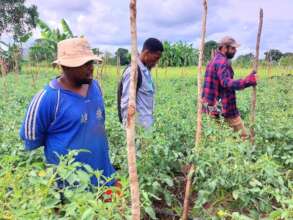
[0,65,292,219]
[0,0,38,42]
[0,41,22,74]
[204,40,218,63]
[279,55,293,67]
[29,19,74,63]
[159,41,198,67]
[264,49,283,63]
[234,53,254,68]
[115,48,130,65]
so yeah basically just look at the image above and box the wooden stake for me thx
[0,57,8,97]
[195,0,208,149]
[164,66,168,77]
[116,54,120,81]
[267,52,272,85]
[211,48,215,60]
[250,8,263,145]
[182,1,208,219]
[13,46,20,82]
[31,63,36,88]
[127,0,140,219]
[182,165,195,220]
[98,57,105,89]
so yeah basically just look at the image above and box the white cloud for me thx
[21,0,293,56]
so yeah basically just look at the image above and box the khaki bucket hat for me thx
[218,36,241,48]
[53,37,102,67]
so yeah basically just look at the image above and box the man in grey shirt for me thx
[120,38,164,128]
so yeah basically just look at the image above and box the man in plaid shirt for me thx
[202,36,257,139]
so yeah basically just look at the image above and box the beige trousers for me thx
[225,116,248,140]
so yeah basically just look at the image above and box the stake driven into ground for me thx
[182,0,208,219]
[250,8,264,145]
[127,0,140,219]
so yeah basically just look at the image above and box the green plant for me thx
[0,65,292,219]
[29,19,74,63]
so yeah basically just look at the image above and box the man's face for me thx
[63,60,94,86]
[142,50,162,69]
[226,46,237,59]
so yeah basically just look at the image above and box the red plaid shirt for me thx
[202,51,256,118]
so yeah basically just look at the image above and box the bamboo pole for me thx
[250,8,263,145]
[127,0,140,219]
[182,1,208,219]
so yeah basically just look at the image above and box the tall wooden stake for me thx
[13,46,20,82]
[0,57,8,97]
[127,0,140,219]
[182,1,208,219]
[211,48,215,60]
[98,57,106,89]
[116,54,120,80]
[195,0,207,151]
[250,9,263,145]
[267,50,272,83]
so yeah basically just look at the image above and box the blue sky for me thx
[24,0,293,57]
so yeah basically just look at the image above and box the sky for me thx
[23,0,293,57]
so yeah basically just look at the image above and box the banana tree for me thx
[0,31,33,75]
[0,41,19,74]
[29,19,74,62]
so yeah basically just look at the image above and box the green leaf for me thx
[269,210,282,219]
[232,190,239,200]
[145,207,157,219]
[164,177,174,187]
[81,208,94,220]
[44,198,59,209]
[61,19,74,38]
[249,178,262,187]
[19,32,32,43]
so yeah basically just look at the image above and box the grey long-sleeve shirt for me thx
[120,58,155,128]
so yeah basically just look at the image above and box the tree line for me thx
[1,0,292,77]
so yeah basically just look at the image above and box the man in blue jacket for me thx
[20,37,117,188]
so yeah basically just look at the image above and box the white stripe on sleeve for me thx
[24,90,43,139]
[31,90,47,140]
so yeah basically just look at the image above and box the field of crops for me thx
[0,65,292,219]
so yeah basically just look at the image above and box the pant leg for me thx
[225,116,248,140]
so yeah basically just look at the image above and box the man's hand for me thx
[245,71,257,86]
